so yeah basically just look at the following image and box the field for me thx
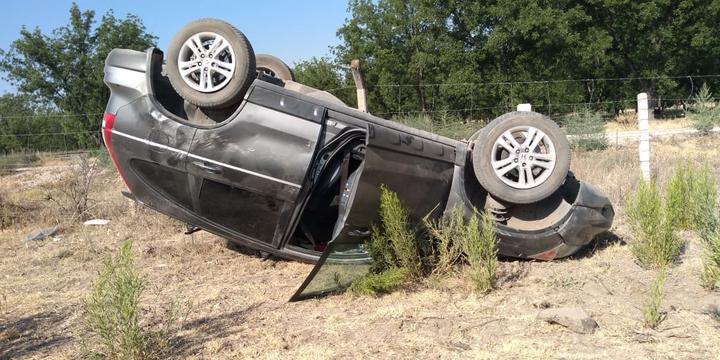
[1,136,720,359]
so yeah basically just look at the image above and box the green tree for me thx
[334,0,720,119]
[0,3,156,148]
[293,57,355,105]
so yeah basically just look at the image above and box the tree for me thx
[0,3,156,148]
[293,57,355,106]
[334,0,720,119]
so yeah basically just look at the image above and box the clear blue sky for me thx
[0,0,350,94]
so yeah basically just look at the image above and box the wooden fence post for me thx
[350,59,367,113]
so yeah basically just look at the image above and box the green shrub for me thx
[83,240,146,359]
[351,186,420,295]
[626,180,682,268]
[690,83,719,135]
[701,231,720,290]
[564,110,608,151]
[347,267,409,296]
[83,240,186,359]
[666,162,718,238]
[423,206,467,275]
[692,164,719,240]
[464,211,498,292]
[666,163,693,229]
[376,185,422,277]
[644,267,667,328]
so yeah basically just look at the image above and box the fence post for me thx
[350,59,367,113]
[517,103,532,112]
[638,93,651,181]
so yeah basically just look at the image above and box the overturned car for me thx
[102,19,613,300]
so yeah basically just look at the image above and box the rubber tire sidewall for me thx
[167,19,256,109]
[472,111,570,204]
[256,54,295,81]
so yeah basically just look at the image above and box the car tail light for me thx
[101,112,131,190]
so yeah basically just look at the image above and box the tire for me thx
[472,111,570,204]
[256,54,295,81]
[167,19,256,109]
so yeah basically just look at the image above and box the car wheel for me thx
[472,111,570,204]
[167,19,256,109]
[256,54,295,81]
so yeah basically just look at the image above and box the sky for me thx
[0,0,350,94]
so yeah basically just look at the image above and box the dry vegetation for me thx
[2,136,720,359]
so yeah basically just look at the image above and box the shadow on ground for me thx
[173,302,263,356]
[569,231,624,260]
[0,310,73,359]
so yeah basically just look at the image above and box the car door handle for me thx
[192,161,222,174]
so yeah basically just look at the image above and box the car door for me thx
[186,85,325,248]
[291,123,458,301]
[108,97,198,221]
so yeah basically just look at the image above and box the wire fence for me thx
[327,74,720,123]
[1,75,718,170]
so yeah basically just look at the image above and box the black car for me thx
[102,19,613,300]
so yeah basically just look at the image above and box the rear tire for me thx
[167,19,256,109]
[472,111,570,204]
[256,54,295,81]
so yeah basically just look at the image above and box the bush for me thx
[347,267,409,296]
[666,162,718,234]
[464,211,498,292]
[83,240,185,359]
[701,231,720,290]
[45,155,98,221]
[376,185,422,277]
[690,83,719,135]
[351,186,420,295]
[83,240,146,359]
[626,180,682,268]
[564,110,608,151]
[644,267,667,328]
[423,206,467,275]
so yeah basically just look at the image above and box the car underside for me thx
[102,19,614,300]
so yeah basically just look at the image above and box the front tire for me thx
[472,111,570,204]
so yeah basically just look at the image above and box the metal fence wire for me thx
[1,74,718,165]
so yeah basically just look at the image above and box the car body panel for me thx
[103,48,615,300]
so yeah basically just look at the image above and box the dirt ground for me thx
[1,136,720,359]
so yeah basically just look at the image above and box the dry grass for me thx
[2,139,720,358]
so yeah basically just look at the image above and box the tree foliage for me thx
[331,0,720,118]
[0,3,156,150]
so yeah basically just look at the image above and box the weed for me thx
[351,186,420,295]
[83,240,185,359]
[423,206,466,275]
[701,231,720,290]
[666,162,718,237]
[564,110,608,151]
[644,267,667,329]
[83,240,146,359]
[690,83,718,135]
[366,224,396,272]
[464,211,498,292]
[45,155,98,221]
[691,163,719,240]
[347,267,409,296]
[626,180,681,268]
[376,185,422,277]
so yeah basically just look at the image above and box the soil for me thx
[1,137,719,359]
